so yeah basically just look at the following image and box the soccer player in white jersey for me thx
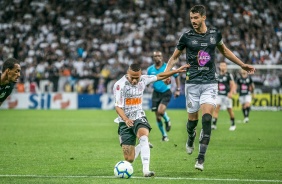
[165,5,255,171]
[113,62,189,177]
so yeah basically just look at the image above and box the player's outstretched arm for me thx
[217,44,255,74]
[165,49,182,72]
[157,64,189,81]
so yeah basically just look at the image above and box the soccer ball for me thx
[114,160,134,179]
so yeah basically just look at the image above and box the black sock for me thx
[246,107,250,117]
[212,118,217,125]
[242,108,247,118]
[230,118,235,126]
[199,114,212,160]
[186,120,198,147]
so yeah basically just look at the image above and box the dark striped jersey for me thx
[176,28,222,84]
[0,74,15,103]
[237,76,253,96]
[217,72,234,96]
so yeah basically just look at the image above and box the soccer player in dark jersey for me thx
[212,61,236,131]
[147,51,181,142]
[165,5,255,171]
[0,58,21,106]
[237,69,255,123]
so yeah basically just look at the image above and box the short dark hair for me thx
[129,63,141,72]
[190,5,206,16]
[2,58,20,72]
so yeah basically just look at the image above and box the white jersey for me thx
[113,74,157,122]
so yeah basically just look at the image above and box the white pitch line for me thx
[0,175,281,183]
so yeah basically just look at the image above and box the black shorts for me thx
[151,90,172,111]
[118,117,152,146]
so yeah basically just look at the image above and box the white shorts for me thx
[216,95,233,109]
[185,83,218,113]
[239,95,252,104]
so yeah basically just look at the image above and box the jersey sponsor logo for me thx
[241,84,248,90]
[197,50,211,66]
[198,67,209,70]
[125,97,142,105]
[219,83,226,90]
[5,86,10,89]
[210,30,216,33]
[210,36,216,44]
[201,43,207,46]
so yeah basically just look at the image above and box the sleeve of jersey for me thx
[143,75,157,85]
[176,33,187,51]
[216,29,223,45]
[147,67,151,75]
[113,82,124,108]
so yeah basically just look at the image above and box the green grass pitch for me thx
[0,109,281,184]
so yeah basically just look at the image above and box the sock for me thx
[139,135,150,173]
[242,108,247,118]
[135,144,141,160]
[186,120,198,147]
[230,118,235,126]
[198,114,212,160]
[157,121,167,136]
[246,107,250,117]
[212,118,217,125]
[163,112,170,123]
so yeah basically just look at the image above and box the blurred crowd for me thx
[0,0,281,94]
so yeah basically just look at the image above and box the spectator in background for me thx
[0,0,280,93]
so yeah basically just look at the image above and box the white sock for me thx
[135,144,141,160]
[139,135,150,173]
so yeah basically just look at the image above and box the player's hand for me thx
[241,64,255,74]
[176,64,190,73]
[125,119,134,127]
[174,90,180,98]
[163,77,171,84]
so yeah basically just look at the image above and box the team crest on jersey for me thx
[0,92,6,98]
[197,50,211,66]
[246,78,250,83]
[192,40,198,45]
[210,36,216,44]
[116,85,120,90]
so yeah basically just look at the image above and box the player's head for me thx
[127,63,141,85]
[152,51,163,65]
[190,5,206,30]
[2,58,21,83]
[240,69,248,78]
[219,61,227,73]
